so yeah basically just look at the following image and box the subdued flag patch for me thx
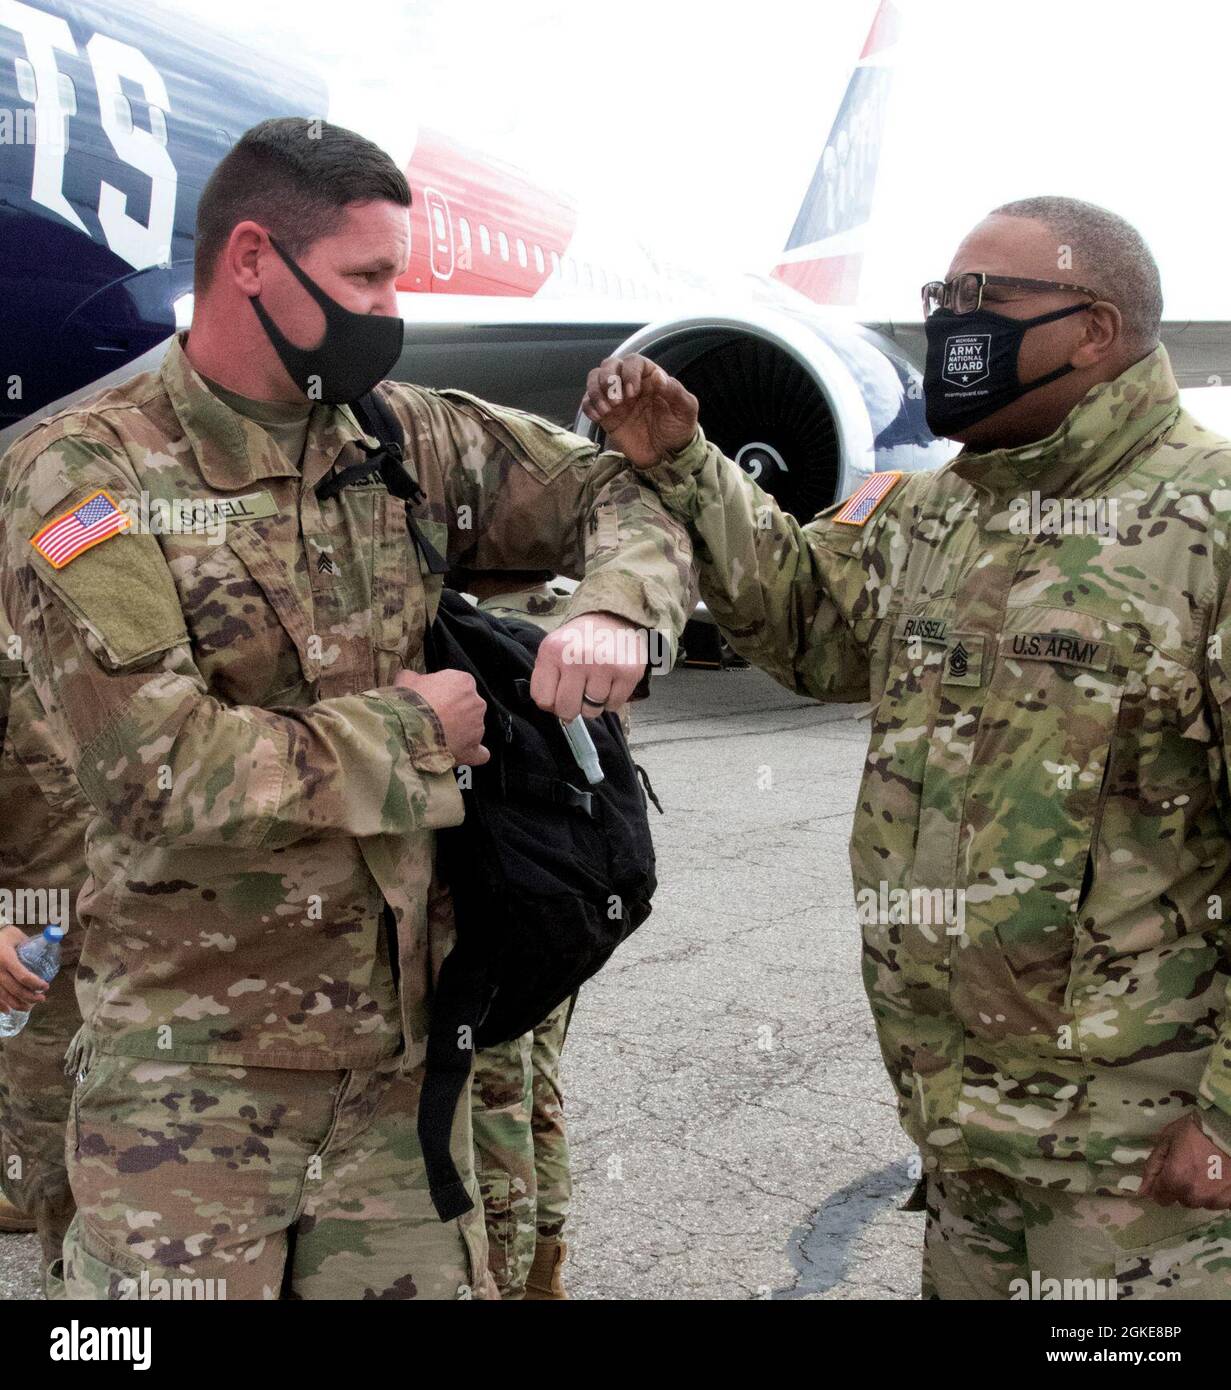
[30,489,130,568]
[834,470,903,526]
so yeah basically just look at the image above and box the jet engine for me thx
[572,305,953,518]
[571,306,956,664]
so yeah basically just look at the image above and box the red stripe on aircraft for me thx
[771,254,864,307]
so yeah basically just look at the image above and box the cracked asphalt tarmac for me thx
[0,664,922,1301]
[565,664,922,1300]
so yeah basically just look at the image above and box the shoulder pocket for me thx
[31,521,187,669]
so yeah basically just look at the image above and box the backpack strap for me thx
[322,392,463,1218]
[312,456,384,501]
[316,390,449,574]
[417,940,493,1221]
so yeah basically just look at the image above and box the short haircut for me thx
[990,195,1163,351]
[193,117,411,292]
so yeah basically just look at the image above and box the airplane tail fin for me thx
[770,0,900,307]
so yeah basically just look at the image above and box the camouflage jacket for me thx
[641,346,1231,1194]
[0,334,692,1071]
[0,597,89,972]
[465,578,575,632]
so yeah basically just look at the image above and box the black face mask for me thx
[249,234,404,405]
[923,302,1090,438]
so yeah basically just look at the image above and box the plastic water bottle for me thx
[0,925,66,1038]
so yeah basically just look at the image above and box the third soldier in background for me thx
[0,587,88,1294]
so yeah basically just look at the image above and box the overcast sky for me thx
[170,0,1229,321]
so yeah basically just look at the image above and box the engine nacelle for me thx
[572,305,956,520]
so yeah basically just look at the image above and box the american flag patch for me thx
[833,471,903,526]
[30,489,130,569]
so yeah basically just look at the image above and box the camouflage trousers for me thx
[471,996,573,1298]
[923,1168,1231,1300]
[0,956,80,1291]
[60,1045,498,1300]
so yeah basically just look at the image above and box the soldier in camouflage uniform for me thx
[583,197,1231,1298]
[0,118,692,1300]
[0,598,89,1293]
[464,574,581,1300]
[469,987,574,1301]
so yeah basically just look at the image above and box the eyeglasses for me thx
[921,272,1102,318]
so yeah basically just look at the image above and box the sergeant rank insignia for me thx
[833,471,902,526]
[30,489,130,568]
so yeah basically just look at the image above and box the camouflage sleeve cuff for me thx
[374,687,465,829]
[1196,1096,1231,1154]
[564,572,677,656]
[374,687,456,775]
[636,429,711,514]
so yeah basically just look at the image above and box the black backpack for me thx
[341,390,660,1221]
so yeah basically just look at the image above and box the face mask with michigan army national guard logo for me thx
[249,233,404,405]
[923,302,1089,437]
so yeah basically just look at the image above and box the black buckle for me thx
[313,453,385,503]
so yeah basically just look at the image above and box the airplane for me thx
[2,0,1228,542]
[0,0,954,522]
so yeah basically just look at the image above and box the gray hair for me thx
[990,195,1163,352]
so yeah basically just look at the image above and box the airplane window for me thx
[459,217,471,250]
[433,207,447,239]
[57,73,76,117]
[15,58,36,104]
[533,244,545,274]
[149,105,168,146]
[582,263,593,290]
[114,92,133,136]
[516,237,527,268]
[498,231,509,262]
[479,224,491,255]
[550,250,560,276]
[596,266,608,294]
